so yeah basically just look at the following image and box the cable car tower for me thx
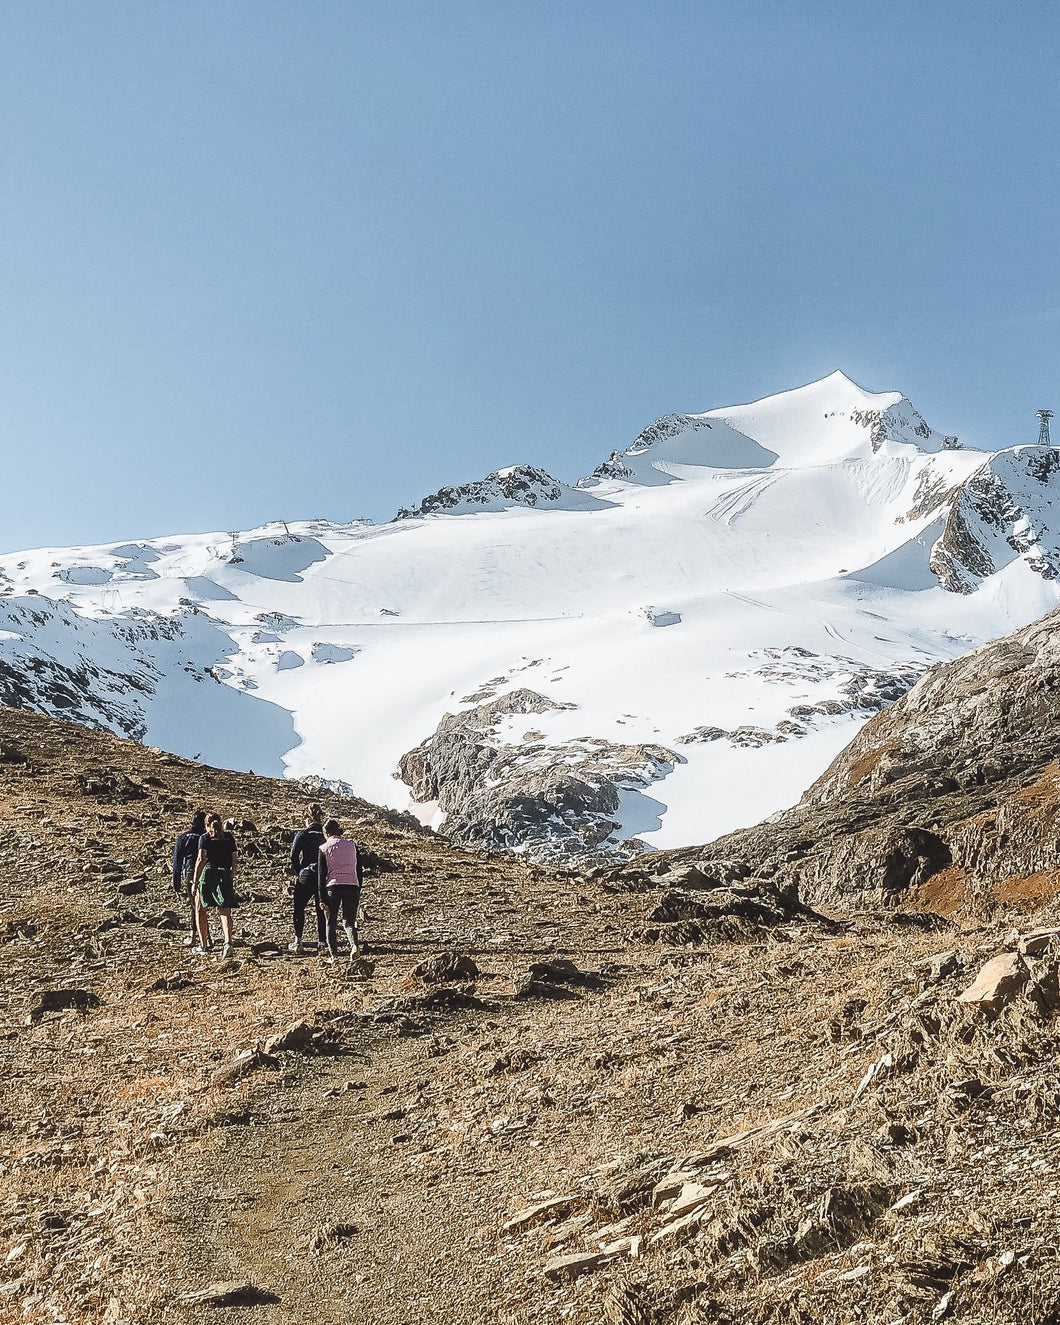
[1037,409,1054,446]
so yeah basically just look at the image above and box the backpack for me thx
[176,831,200,882]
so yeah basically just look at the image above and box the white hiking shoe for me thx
[288,939,303,953]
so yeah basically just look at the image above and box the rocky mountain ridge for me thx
[393,464,603,519]
[929,445,1060,592]
[603,606,1060,920]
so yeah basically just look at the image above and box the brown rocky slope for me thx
[4,686,1060,1324]
[605,605,1060,917]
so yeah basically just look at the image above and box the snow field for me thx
[2,371,1059,852]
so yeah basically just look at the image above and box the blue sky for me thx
[1,1,1058,551]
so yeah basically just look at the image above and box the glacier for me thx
[2,369,1059,856]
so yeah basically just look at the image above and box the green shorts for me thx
[199,865,237,909]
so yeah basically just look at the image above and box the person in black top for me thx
[192,813,239,957]
[288,803,327,954]
[171,810,207,945]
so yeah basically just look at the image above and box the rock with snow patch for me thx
[394,464,605,519]
[399,689,675,864]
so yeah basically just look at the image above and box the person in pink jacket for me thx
[317,818,362,961]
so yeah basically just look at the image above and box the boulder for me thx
[179,1281,279,1307]
[147,909,183,930]
[211,1047,280,1088]
[27,988,101,1023]
[527,957,603,988]
[957,952,1029,1012]
[513,973,581,1001]
[913,950,959,984]
[147,975,194,993]
[264,1020,318,1055]
[636,879,825,945]
[503,1194,580,1231]
[1019,927,1060,958]
[413,952,479,983]
[543,1251,605,1281]
[400,985,485,1012]
[307,1222,358,1253]
[600,1235,643,1259]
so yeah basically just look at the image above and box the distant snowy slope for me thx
[2,370,1059,858]
[0,593,296,773]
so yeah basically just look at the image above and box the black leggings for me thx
[293,871,327,945]
[322,886,360,953]
[179,877,197,935]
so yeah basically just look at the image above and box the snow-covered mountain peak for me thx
[579,371,961,493]
[1,370,1058,865]
[705,371,957,468]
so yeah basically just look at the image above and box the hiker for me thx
[171,810,206,945]
[288,802,327,954]
[317,818,362,961]
[193,813,239,957]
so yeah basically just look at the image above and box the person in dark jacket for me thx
[288,803,327,954]
[317,818,362,961]
[193,813,239,957]
[172,810,207,945]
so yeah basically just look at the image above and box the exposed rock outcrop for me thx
[393,465,604,519]
[398,689,676,862]
[930,446,1060,593]
[0,594,298,771]
[676,651,927,748]
[583,413,716,482]
[847,399,958,453]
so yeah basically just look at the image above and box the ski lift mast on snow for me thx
[1037,409,1053,447]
